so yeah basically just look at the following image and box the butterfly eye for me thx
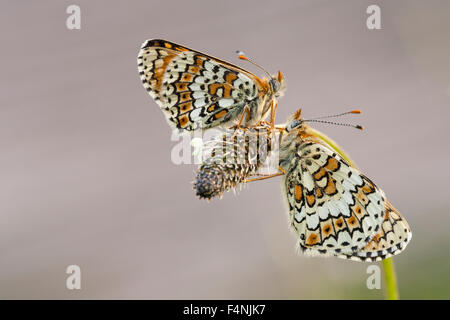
[270,78,279,92]
[286,119,302,132]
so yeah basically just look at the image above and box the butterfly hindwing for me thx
[137,39,265,130]
[337,202,412,261]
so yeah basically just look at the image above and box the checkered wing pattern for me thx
[281,135,386,257]
[137,39,271,130]
[338,202,412,261]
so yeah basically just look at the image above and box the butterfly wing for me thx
[337,202,412,261]
[137,39,267,130]
[283,138,386,257]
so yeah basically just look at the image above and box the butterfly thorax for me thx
[279,124,325,173]
[243,77,271,126]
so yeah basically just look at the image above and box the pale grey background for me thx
[0,0,449,299]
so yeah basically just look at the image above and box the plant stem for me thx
[381,258,399,300]
[307,128,355,165]
[308,127,400,300]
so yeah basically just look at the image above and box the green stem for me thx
[307,128,355,165]
[308,127,400,300]
[381,257,399,300]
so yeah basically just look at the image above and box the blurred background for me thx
[0,0,449,299]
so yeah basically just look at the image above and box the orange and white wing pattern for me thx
[337,202,412,261]
[137,39,275,131]
[279,117,411,261]
[281,135,386,258]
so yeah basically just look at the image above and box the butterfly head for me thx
[237,52,286,98]
[284,109,305,133]
[269,70,286,98]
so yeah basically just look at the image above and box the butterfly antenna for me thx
[308,109,361,120]
[236,51,272,79]
[304,119,364,131]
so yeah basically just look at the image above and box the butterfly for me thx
[279,109,411,261]
[194,124,278,199]
[137,39,286,131]
[194,108,412,261]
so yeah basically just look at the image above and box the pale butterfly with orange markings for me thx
[137,39,285,131]
[193,108,412,261]
[279,109,411,261]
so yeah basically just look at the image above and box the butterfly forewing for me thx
[137,39,269,130]
[281,132,386,257]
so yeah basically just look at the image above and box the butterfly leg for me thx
[256,101,274,128]
[229,105,251,139]
[245,166,286,183]
[235,105,251,129]
[270,101,278,128]
[257,120,272,128]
